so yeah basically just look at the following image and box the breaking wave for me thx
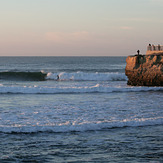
[46,72,127,81]
[0,117,162,133]
[0,71,127,81]
[0,84,163,94]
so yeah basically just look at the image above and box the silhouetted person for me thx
[148,44,151,51]
[158,44,161,51]
[57,75,59,80]
[137,50,140,55]
[152,44,155,51]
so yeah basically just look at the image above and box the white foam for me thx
[0,117,162,133]
[46,72,128,81]
[0,84,163,94]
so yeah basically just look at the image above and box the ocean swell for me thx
[0,71,46,81]
[0,84,163,94]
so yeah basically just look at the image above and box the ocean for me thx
[0,56,162,162]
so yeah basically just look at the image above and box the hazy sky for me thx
[0,0,163,56]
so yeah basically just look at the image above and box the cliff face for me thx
[125,55,163,86]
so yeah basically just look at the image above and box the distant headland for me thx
[125,45,163,86]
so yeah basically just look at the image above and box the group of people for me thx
[148,44,161,51]
[137,44,162,55]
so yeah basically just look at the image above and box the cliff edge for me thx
[125,55,163,86]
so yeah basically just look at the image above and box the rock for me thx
[125,54,163,86]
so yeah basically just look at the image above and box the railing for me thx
[147,45,163,51]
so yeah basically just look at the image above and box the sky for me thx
[0,0,163,56]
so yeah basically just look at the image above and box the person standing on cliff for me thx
[152,44,155,51]
[158,44,161,51]
[148,44,151,51]
[137,50,140,55]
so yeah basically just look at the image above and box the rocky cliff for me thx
[125,54,163,86]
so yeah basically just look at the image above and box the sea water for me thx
[0,57,162,162]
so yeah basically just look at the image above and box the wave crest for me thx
[0,71,127,81]
[46,72,127,81]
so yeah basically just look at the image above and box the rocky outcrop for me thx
[125,54,163,86]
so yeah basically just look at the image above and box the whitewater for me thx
[0,57,162,162]
[0,83,163,94]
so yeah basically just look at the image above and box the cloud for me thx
[45,31,93,43]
